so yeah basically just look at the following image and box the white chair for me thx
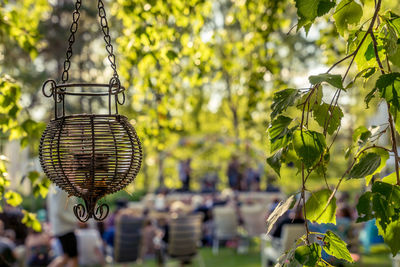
[392,254,400,267]
[261,224,305,267]
[212,206,238,254]
[240,204,267,237]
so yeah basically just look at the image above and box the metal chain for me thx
[97,0,119,80]
[61,0,119,83]
[61,0,82,84]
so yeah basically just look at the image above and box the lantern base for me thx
[73,198,109,222]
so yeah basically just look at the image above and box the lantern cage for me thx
[39,0,142,222]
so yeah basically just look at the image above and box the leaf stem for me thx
[301,163,310,244]
[368,0,400,186]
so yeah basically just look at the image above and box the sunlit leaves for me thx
[357,182,400,256]
[352,32,384,71]
[0,0,50,58]
[266,195,296,234]
[271,89,300,119]
[356,191,373,222]
[4,191,22,207]
[333,0,363,37]
[313,103,344,135]
[376,73,400,112]
[0,77,21,121]
[294,243,321,266]
[384,221,400,257]
[295,0,335,32]
[352,126,371,146]
[365,148,389,185]
[268,116,293,153]
[323,230,353,263]
[309,73,344,90]
[22,211,41,232]
[267,149,284,177]
[383,12,400,68]
[28,171,50,199]
[293,130,326,169]
[305,189,336,224]
[348,153,382,179]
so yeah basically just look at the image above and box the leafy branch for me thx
[268,0,400,263]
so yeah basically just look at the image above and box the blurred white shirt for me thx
[76,228,103,266]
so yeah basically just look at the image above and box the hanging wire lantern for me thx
[39,0,142,222]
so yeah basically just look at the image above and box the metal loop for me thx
[93,203,109,221]
[42,80,56,97]
[72,11,80,21]
[104,35,111,44]
[73,203,90,222]
[117,91,126,105]
[64,61,71,70]
[62,71,69,82]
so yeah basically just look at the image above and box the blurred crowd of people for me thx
[0,183,388,267]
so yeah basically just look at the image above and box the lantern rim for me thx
[49,113,130,121]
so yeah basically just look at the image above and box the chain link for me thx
[97,0,119,80]
[61,0,82,83]
[61,0,119,83]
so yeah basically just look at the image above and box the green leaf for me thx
[376,73,400,112]
[309,73,344,89]
[293,130,326,169]
[313,103,344,135]
[295,243,321,266]
[268,116,293,153]
[382,172,398,185]
[4,191,22,207]
[348,153,381,179]
[352,126,371,145]
[267,149,284,177]
[28,171,40,184]
[365,148,389,185]
[305,189,336,224]
[166,50,178,60]
[383,220,400,256]
[353,33,379,70]
[370,182,400,235]
[266,195,296,234]
[22,211,41,232]
[295,0,335,32]
[333,0,363,37]
[372,194,394,233]
[372,181,400,206]
[365,87,378,108]
[323,230,354,263]
[389,43,400,68]
[271,89,300,119]
[356,191,373,222]
[298,85,323,111]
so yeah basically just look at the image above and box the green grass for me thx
[110,246,261,267]
[110,246,392,267]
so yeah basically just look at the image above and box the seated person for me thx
[25,228,52,267]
